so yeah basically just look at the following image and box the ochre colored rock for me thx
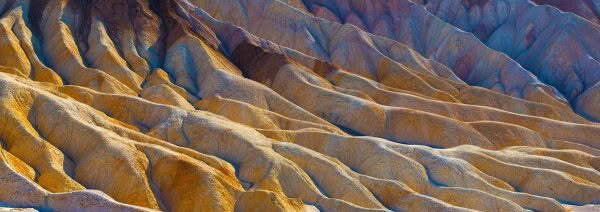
[233,190,306,212]
[140,84,195,110]
[0,0,598,211]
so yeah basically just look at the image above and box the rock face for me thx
[0,0,599,211]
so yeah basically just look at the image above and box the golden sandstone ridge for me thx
[0,0,599,211]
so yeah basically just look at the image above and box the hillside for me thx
[0,0,599,211]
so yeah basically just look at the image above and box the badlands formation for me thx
[0,0,599,211]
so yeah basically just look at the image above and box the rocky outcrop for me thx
[0,0,599,211]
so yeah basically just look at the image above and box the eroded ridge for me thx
[276,0,600,121]
[409,0,600,121]
[0,0,599,211]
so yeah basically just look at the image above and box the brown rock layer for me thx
[0,0,598,211]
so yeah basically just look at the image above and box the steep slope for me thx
[240,0,571,111]
[0,0,599,211]
[285,0,600,121]
[531,0,600,25]
[409,0,600,121]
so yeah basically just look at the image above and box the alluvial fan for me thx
[0,0,599,211]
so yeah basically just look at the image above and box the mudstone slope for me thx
[0,0,598,211]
